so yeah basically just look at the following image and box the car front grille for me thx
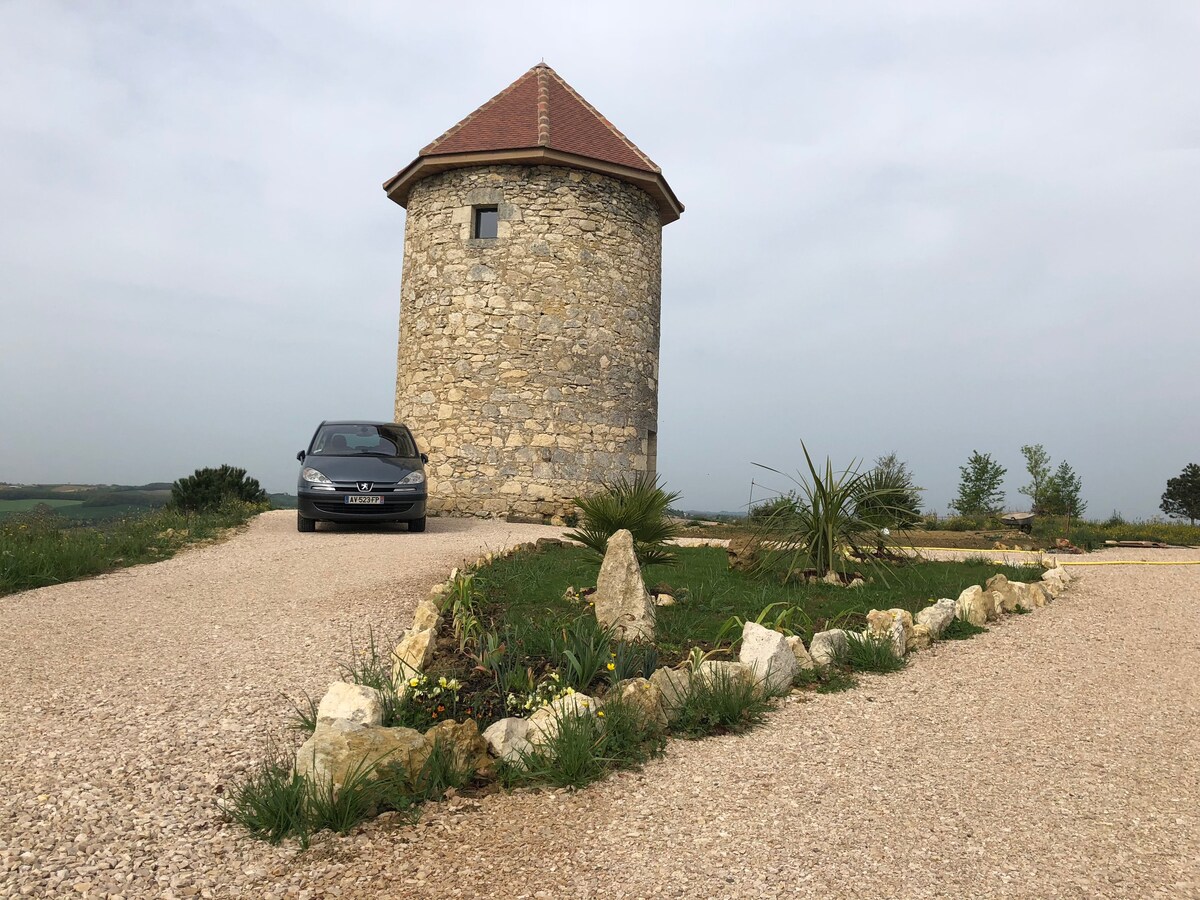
[312,501,415,515]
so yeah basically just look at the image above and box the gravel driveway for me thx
[2,517,1198,898]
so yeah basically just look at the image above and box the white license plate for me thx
[345,495,384,505]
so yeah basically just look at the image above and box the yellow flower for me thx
[597,710,605,718]
[606,662,615,671]
[409,678,420,687]
[566,687,575,695]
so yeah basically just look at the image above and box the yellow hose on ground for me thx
[899,547,1200,566]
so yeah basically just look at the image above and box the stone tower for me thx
[383,63,683,521]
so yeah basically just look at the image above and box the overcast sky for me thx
[2,1,1197,518]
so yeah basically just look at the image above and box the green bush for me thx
[171,464,268,513]
[565,473,681,566]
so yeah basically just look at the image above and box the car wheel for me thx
[297,513,316,533]
[408,516,426,533]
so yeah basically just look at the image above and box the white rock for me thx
[955,586,989,627]
[809,629,850,667]
[739,622,800,695]
[916,599,957,638]
[316,682,384,726]
[655,593,676,607]
[482,717,533,765]
[907,623,933,652]
[1040,577,1064,599]
[411,598,442,632]
[391,627,436,683]
[865,609,913,657]
[527,692,598,744]
[649,666,692,722]
[695,660,754,687]
[1009,582,1035,611]
[1027,582,1048,608]
[296,720,425,793]
[985,574,1020,613]
[785,635,815,670]
[606,677,668,728]
[592,529,655,641]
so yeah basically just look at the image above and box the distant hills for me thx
[0,482,297,520]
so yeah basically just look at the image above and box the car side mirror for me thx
[420,453,429,464]
[296,450,306,462]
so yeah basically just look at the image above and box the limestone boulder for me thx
[655,593,676,607]
[985,574,1020,613]
[592,529,655,641]
[865,609,912,658]
[391,627,436,683]
[296,720,425,792]
[907,623,933,652]
[606,677,668,729]
[726,535,761,572]
[528,692,598,744]
[739,622,799,695]
[696,660,754,688]
[1027,582,1048,608]
[411,598,442,633]
[482,717,533,765]
[1040,577,1064,599]
[1009,582,1035,611]
[420,718,491,778]
[809,629,850,668]
[649,666,692,722]
[785,635,815,670]
[316,682,384,727]
[955,586,989,627]
[916,599,957,639]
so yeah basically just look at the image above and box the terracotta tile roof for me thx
[420,63,661,174]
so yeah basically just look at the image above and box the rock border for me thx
[293,547,1074,830]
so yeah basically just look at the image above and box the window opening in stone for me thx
[646,430,658,475]
[473,206,499,239]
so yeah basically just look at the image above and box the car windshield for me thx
[309,424,418,458]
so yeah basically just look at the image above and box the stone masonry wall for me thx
[395,164,663,520]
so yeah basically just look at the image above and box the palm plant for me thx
[565,473,681,566]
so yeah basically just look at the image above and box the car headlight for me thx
[399,470,425,485]
[301,467,333,485]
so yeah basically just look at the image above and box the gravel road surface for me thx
[2,515,1197,898]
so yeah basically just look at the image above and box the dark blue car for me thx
[296,421,428,532]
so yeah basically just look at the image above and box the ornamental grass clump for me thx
[565,472,682,565]
[842,631,907,674]
[940,619,988,641]
[672,668,772,739]
[222,745,311,847]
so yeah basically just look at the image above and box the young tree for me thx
[1018,444,1053,513]
[1161,463,1200,525]
[1043,461,1086,517]
[855,452,923,527]
[950,451,1007,515]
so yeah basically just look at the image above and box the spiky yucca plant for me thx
[753,443,903,578]
[565,473,681,566]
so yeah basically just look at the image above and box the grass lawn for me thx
[473,545,1038,664]
[0,503,263,596]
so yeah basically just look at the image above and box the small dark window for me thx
[473,206,499,239]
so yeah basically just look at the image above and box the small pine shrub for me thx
[170,464,268,513]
